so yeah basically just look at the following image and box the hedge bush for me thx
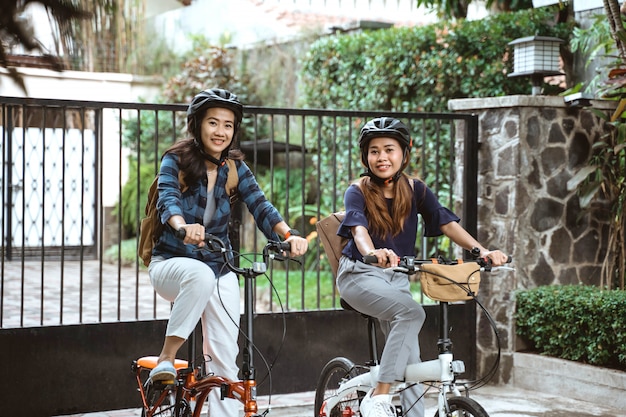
[301,6,573,113]
[515,285,626,370]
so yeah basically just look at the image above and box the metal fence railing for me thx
[0,96,478,328]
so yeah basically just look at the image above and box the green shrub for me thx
[515,285,626,370]
[301,6,573,113]
[115,160,159,237]
[103,237,141,266]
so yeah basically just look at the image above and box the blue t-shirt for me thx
[339,179,460,260]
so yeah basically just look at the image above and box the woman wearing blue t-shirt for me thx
[336,117,508,417]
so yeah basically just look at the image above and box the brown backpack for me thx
[138,159,239,267]
[315,212,347,278]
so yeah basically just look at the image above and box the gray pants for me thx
[337,256,426,417]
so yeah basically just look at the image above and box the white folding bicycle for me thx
[314,254,513,417]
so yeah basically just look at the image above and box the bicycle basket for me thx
[418,262,481,302]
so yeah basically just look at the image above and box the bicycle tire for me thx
[314,357,366,417]
[433,396,489,417]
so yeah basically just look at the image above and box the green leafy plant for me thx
[301,7,573,114]
[103,237,141,266]
[114,160,158,236]
[516,285,626,369]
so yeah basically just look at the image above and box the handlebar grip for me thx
[278,241,291,252]
[507,255,513,263]
[362,255,378,264]
[174,228,186,240]
[173,228,223,248]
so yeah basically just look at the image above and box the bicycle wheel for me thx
[433,396,489,417]
[142,381,190,417]
[314,357,366,417]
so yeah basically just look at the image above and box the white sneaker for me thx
[149,360,176,382]
[360,389,396,417]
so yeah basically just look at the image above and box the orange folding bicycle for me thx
[132,233,291,417]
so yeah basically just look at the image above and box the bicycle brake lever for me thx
[263,241,299,264]
[268,253,286,262]
[490,265,516,272]
[382,266,410,274]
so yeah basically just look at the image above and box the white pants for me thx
[149,257,241,416]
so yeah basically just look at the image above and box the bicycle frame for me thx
[132,235,290,417]
[320,302,466,417]
[134,366,260,417]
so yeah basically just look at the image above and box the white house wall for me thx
[0,68,161,210]
[149,0,446,51]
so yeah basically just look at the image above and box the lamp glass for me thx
[513,41,560,73]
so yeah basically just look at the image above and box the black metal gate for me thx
[0,95,479,415]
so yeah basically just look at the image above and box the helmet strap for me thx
[193,138,223,166]
[360,169,403,185]
[192,116,230,166]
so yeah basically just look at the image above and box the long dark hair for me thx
[358,174,415,238]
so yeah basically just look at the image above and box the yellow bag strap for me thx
[223,159,239,203]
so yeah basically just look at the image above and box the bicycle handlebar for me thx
[174,228,291,276]
[362,253,513,273]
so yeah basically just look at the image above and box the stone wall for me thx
[449,95,614,383]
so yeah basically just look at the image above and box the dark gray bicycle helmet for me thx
[358,117,412,184]
[187,88,244,165]
[187,88,243,131]
[358,117,412,151]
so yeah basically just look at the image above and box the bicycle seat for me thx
[136,356,189,370]
[340,298,373,319]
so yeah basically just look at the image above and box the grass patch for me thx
[105,239,433,309]
[253,269,432,311]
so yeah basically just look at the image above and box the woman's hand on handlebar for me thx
[365,248,398,268]
[285,235,308,257]
[178,224,206,248]
[481,249,510,266]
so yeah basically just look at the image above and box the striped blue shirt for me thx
[153,153,284,276]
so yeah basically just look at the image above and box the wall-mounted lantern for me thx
[507,36,564,95]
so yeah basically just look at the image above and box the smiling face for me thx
[366,136,405,180]
[199,107,236,160]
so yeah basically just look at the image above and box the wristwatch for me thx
[284,229,301,239]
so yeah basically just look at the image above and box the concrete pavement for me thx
[58,383,625,417]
